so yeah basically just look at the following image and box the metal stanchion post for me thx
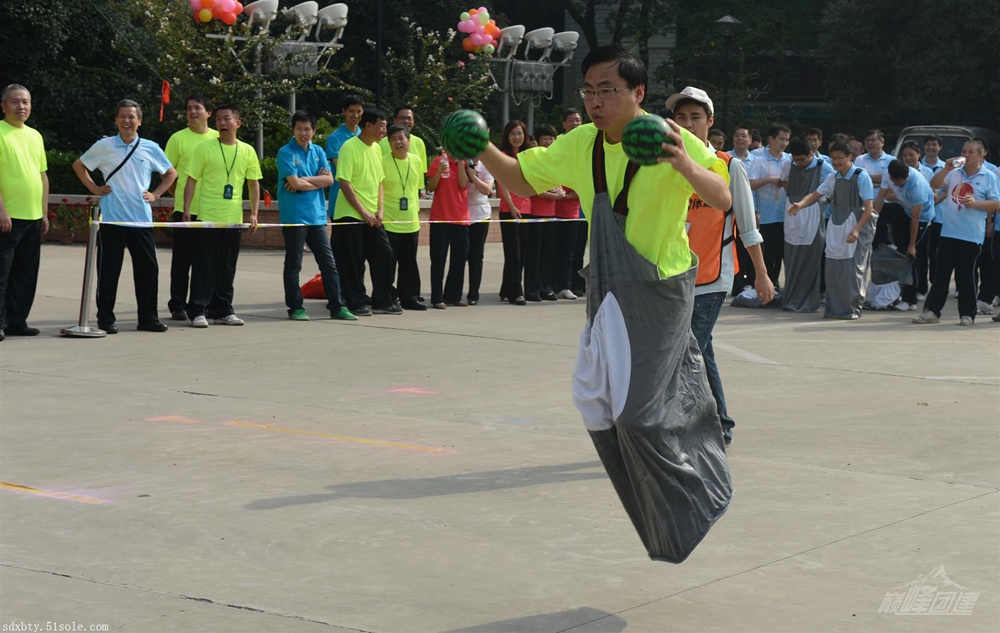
[60,205,106,338]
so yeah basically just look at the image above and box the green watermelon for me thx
[440,110,490,161]
[622,115,676,166]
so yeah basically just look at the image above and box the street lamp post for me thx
[714,15,741,131]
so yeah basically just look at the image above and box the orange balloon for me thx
[462,37,475,52]
[201,0,214,9]
[469,8,478,15]
[222,11,237,24]
[212,4,226,18]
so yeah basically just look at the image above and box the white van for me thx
[891,126,1000,161]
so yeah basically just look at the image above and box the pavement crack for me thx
[0,563,375,632]
[559,489,999,630]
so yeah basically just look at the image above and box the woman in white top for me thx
[465,159,494,304]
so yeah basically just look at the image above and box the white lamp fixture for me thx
[243,0,279,30]
[498,25,525,61]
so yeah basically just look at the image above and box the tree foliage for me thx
[820,0,1000,129]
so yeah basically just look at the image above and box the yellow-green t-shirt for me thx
[518,122,728,279]
[335,136,384,221]
[379,133,428,178]
[382,152,424,234]
[187,139,262,223]
[165,126,219,217]
[0,120,47,220]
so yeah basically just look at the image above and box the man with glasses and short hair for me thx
[379,105,428,180]
[73,99,177,334]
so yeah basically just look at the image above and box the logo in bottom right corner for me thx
[879,564,979,616]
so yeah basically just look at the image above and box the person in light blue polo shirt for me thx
[325,95,363,219]
[748,123,791,286]
[278,111,356,322]
[915,140,1000,325]
[873,160,935,310]
[993,164,1000,322]
[854,129,895,247]
[72,99,176,334]
[727,124,758,292]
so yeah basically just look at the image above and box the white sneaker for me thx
[976,300,994,315]
[951,290,959,298]
[214,314,245,326]
[992,295,999,306]
[557,289,578,300]
[892,301,916,311]
[192,315,209,328]
[916,292,927,302]
[912,310,939,324]
[959,316,974,326]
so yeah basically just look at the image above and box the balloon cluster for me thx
[457,7,500,55]
[191,0,244,25]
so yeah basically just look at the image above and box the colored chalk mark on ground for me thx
[146,415,200,424]
[229,420,453,454]
[386,387,436,395]
[0,481,108,504]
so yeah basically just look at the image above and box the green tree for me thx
[820,0,1000,129]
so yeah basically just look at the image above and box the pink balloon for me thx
[465,19,477,32]
[478,6,487,13]
[189,0,200,9]
[470,33,483,46]
[221,0,235,12]
[482,33,493,45]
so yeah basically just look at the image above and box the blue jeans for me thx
[282,225,344,314]
[690,291,734,441]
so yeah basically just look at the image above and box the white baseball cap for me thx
[666,86,714,116]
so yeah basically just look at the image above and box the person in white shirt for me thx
[465,159,494,305]
[748,124,791,287]
[727,124,757,293]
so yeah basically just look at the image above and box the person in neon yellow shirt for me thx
[382,125,426,311]
[183,103,261,328]
[0,84,49,340]
[164,95,219,321]
[378,106,428,178]
[332,108,400,315]
[477,45,735,563]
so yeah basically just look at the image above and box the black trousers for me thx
[430,223,469,304]
[551,218,578,292]
[467,221,490,302]
[873,202,902,248]
[924,237,981,319]
[168,211,197,314]
[882,204,928,305]
[331,217,393,311]
[731,226,755,294]
[572,214,588,293]
[536,220,556,296]
[759,222,784,287]
[499,211,523,299]
[96,224,160,326]
[187,228,241,319]
[519,215,543,297]
[926,222,943,292]
[992,231,1000,302]
[0,218,42,330]
[976,232,995,303]
[387,230,421,304]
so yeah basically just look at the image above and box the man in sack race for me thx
[477,45,734,563]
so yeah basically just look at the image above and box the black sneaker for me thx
[401,300,427,311]
[352,305,373,317]
[100,323,118,334]
[170,310,187,321]
[5,325,40,336]
[540,292,558,301]
[137,320,169,333]
[524,294,542,302]
[372,305,404,315]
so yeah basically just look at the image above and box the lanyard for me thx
[393,155,411,191]
[218,140,238,184]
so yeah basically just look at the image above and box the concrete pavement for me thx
[1,243,997,632]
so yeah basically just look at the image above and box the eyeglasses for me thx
[579,86,629,101]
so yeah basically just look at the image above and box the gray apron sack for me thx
[824,168,876,319]
[782,159,826,313]
[870,244,915,286]
[572,132,733,563]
